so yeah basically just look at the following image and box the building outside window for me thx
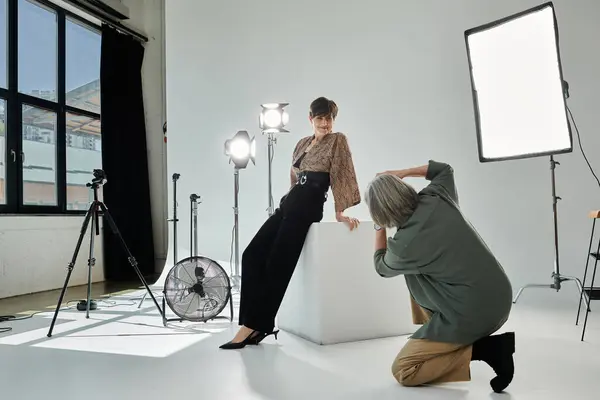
[0,0,102,213]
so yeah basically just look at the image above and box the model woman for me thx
[220,96,361,349]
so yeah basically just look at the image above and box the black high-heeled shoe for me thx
[219,330,257,350]
[248,330,279,345]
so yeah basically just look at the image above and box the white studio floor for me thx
[0,283,599,400]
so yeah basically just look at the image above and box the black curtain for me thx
[100,25,155,281]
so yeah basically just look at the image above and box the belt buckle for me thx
[300,175,307,185]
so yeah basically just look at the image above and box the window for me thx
[1,0,102,214]
[1,0,7,205]
[1,0,6,89]
[0,99,5,205]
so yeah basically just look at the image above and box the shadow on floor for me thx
[0,279,147,316]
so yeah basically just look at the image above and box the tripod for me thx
[47,170,164,337]
[512,156,590,310]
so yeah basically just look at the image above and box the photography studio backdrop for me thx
[164,0,600,292]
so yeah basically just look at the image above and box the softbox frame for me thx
[464,1,573,163]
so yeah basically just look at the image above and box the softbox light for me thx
[464,2,573,162]
[464,2,590,311]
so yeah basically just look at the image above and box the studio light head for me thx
[224,130,256,169]
[259,103,290,134]
[464,1,572,162]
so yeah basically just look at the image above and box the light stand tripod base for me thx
[513,274,589,310]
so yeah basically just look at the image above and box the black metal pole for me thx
[550,155,561,290]
[47,201,95,337]
[172,173,179,265]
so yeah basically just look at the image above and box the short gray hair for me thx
[365,175,420,228]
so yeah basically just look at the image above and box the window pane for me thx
[66,18,100,114]
[0,99,5,204]
[66,112,101,210]
[22,104,56,206]
[0,0,6,89]
[18,0,57,101]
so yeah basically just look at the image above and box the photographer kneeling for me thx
[365,160,515,393]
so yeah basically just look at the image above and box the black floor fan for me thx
[161,185,233,326]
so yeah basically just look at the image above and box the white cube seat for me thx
[277,221,417,345]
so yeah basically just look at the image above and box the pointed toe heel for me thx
[219,330,257,350]
[249,329,280,345]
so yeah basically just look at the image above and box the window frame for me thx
[1,0,102,215]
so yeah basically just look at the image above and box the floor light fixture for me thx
[464,2,588,308]
[259,103,289,216]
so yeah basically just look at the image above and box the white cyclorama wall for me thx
[165,0,600,294]
[0,0,167,299]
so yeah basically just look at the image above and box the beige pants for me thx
[391,297,473,387]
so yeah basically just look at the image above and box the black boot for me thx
[471,332,515,393]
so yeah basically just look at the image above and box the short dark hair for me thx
[309,97,338,119]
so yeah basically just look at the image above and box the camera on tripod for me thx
[47,167,165,337]
[88,169,107,188]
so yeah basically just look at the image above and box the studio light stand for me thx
[512,155,589,309]
[259,103,289,216]
[190,193,201,258]
[137,172,181,310]
[224,130,256,289]
[47,170,164,337]
[232,167,241,288]
[170,173,181,266]
[266,133,276,216]
[511,81,589,309]
[464,2,590,310]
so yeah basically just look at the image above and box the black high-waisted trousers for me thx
[238,171,329,332]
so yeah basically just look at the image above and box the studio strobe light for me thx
[259,103,289,216]
[464,2,588,308]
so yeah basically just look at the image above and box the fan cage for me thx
[164,256,231,322]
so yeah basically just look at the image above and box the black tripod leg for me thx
[47,202,95,337]
[99,203,164,317]
[85,205,96,319]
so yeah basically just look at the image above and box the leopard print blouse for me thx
[290,132,361,212]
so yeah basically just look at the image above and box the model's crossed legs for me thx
[392,297,515,393]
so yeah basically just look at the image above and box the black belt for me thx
[296,171,330,190]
